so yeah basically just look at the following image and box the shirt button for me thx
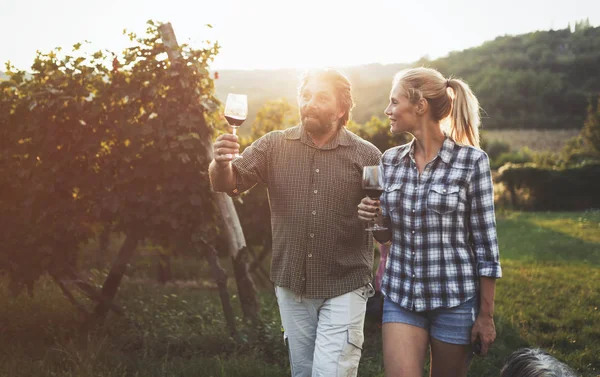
[312,210,316,215]
[313,190,318,194]
[315,169,320,173]
[443,189,447,193]
[411,230,415,234]
[308,253,312,258]
[412,274,416,278]
[302,277,306,281]
[412,209,416,213]
[414,187,417,191]
[309,233,314,238]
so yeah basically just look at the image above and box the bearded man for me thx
[209,68,381,377]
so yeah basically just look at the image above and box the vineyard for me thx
[1,19,599,377]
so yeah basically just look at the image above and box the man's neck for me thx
[307,125,340,147]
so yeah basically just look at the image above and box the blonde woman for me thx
[357,67,502,377]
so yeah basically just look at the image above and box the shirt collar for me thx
[399,136,455,164]
[438,137,455,164]
[284,124,351,149]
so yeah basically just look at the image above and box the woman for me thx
[357,67,502,377]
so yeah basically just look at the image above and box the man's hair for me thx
[501,348,578,377]
[297,68,354,127]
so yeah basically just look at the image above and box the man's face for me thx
[298,78,342,136]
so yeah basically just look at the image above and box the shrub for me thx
[483,139,511,161]
[496,162,600,210]
[492,148,534,169]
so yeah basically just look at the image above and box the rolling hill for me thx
[214,24,600,132]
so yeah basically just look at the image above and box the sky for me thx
[1,0,599,71]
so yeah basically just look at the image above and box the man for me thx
[209,68,381,376]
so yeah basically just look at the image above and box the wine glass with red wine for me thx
[362,165,388,232]
[224,93,248,159]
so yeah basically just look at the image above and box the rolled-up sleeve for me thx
[229,132,272,196]
[468,153,502,279]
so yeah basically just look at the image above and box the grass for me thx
[497,210,600,265]
[1,210,599,376]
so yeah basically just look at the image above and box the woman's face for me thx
[384,82,418,134]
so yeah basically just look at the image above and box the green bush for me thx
[492,148,533,169]
[482,139,511,161]
[496,162,600,210]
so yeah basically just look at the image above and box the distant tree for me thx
[581,97,600,153]
[347,116,411,153]
[574,18,592,32]
[248,98,298,140]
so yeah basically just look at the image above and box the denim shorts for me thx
[382,296,478,345]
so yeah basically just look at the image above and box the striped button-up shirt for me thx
[380,137,502,312]
[231,125,382,298]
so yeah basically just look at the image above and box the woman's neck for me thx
[412,121,446,164]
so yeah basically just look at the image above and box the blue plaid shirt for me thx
[380,137,502,312]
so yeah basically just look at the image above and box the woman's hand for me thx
[357,196,381,223]
[471,313,496,356]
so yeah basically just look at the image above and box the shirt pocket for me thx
[384,183,402,219]
[427,184,460,215]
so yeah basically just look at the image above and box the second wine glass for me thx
[362,165,388,232]
[224,93,248,159]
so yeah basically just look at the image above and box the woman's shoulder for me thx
[382,142,412,164]
[451,141,489,166]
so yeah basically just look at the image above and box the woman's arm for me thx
[468,152,502,356]
[472,277,496,356]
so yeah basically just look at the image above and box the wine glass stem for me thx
[232,127,237,136]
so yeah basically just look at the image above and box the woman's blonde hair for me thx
[393,67,481,147]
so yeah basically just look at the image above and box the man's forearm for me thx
[208,160,236,193]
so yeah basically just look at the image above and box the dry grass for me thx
[482,129,580,152]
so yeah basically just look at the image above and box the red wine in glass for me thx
[224,93,248,159]
[225,115,245,127]
[364,188,383,200]
[362,166,387,231]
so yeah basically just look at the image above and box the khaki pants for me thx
[275,285,372,377]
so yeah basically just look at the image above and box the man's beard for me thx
[301,109,337,136]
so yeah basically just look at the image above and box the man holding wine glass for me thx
[209,68,381,377]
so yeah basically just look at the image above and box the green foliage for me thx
[581,97,600,153]
[480,136,511,161]
[0,21,221,293]
[248,98,298,140]
[347,116,411,153]
[491,148,534,169]
[496,163,600,210]
[426,26,600,130]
